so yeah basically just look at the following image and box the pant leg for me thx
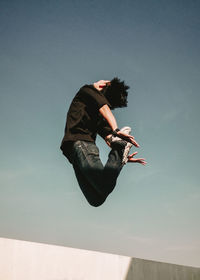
[73,163,106,207]
[102,147,124,195]
[71,140,124,206]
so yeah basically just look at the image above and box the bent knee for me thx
[88,197,107,207]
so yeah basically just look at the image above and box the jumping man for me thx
[60,78,146,207]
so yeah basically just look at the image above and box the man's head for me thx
[102,77,129,109]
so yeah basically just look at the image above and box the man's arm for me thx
[99,104,140,147]
[99,104,118,131]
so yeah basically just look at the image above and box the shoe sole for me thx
[119,127,132,164]
[122,142,133,164]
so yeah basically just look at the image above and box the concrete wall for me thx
[0,238,199,280]
[125,258,200,280]
[0,238,130,280]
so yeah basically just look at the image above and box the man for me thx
[60,78,146,207]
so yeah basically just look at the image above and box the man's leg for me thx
[71,140,106,206]
[102,126,133,194]
[73,163,106,207]
[71,140,124,206]
[102,147,124,195]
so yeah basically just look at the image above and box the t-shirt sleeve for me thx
[80,85,111,110]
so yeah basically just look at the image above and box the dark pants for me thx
[69,140,124,207]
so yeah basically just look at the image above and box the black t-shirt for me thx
[60,84,112,160]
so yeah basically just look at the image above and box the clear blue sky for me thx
[0,0,200,267]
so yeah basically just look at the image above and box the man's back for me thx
[60,84,111,160]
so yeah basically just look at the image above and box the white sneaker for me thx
[110,126,133,165]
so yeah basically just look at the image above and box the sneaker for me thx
[110,126,133,165]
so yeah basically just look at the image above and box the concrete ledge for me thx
[0,238,199,280]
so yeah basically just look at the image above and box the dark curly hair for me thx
[102,77,129,109]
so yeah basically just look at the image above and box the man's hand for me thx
[117,131,140,147]
[128,152,147,165]
[105,130,140,148]
[93,80,111,91]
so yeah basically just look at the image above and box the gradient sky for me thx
[0,0,200,267]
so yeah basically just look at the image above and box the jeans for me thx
[70,140,124,207]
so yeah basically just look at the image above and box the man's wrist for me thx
[112,128,120,136]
